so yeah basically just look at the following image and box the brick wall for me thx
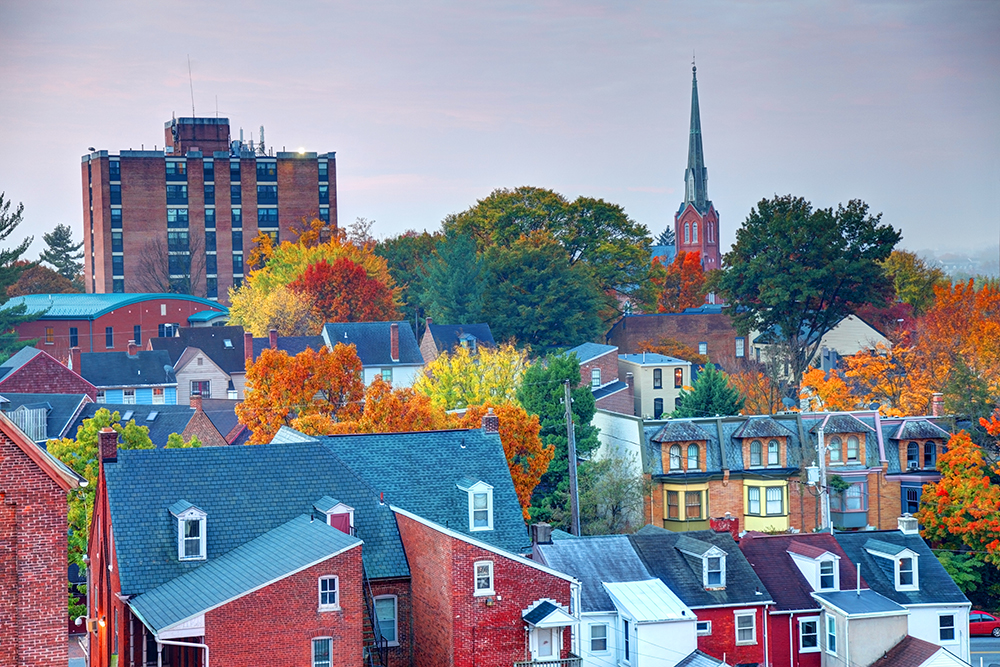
[594,384,634,416]
[0,431,69,667]
[370,578,413,667]
[790,477,821,533]
[606,312,740,362]
[578,349,619,388]
[181,406,229,447]
[707,477,744,525]
[120,156,168,293]
[419,329,440,364]
[395,512,573,667]
[206,546,363,667]
[277,157,321,242]
[0,351,97,399]
[696,605,768,665]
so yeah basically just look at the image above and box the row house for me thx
[78,345,178,404]
[89,416,580,667]
[640,411,953,535]
[0,391,91,444]
[567,343,634,416]
[149,325,250,402]
[618,353,691,420]
[0,346,97,399]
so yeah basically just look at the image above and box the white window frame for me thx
[381,368,393,383]
[798,616,820,653]
[819,559,837,590]
[939,613,956,642]
[473,560,494,596]
[765,486,784,516]
[374,595,399,646]
[589,623,608,653]
[152,387,165,405]
[696,620,712,636]
[669,445,682,470]
[621,617,632,664]
[735,337,745,358]
[896,554,919,591]
[174,508,207,561]
[591,368,601,388]
[767,439,780,466]
[826,615,837,655]
[312,637,332,667]
[734,610,756,645]
[318,575,339,611]
[123,388,136,405]
[706,555,724,588]
[466,481,494,531]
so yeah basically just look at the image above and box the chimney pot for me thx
[244,331,254,363]
[481,407,500,434]
[531,522,553,546]
[98,427,119,464]
[70,347,81,373]
[390,323,400,362]
[190,393,203,411]
[269,329,278,350]
[127,341,139,356]
[425,317,432,328]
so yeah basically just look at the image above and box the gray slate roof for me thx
[809,414,874,434]
[0,347,43,381]
[674,650,727,667]
[68,404,195,448]
[428,323,497,354]
[892,419,951,441]
[652,421,710,443]
[150,326,247,373]
[813,589,906,616]
[592,381,628,400]
[0,392,89,441]
[536,535,652,613]
[129,514,360,633]
[311,428,528,553]
[732,417,794,439]
[566,343,617,364]
[104,442,408,596]
[322,322,423,366]
[251,335,326,361]
[80,350,176,388]
[629,526,773,608]
[834,530,969,607]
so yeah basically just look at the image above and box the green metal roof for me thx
[186,309,228,323]
[130,514,360,633]
[6,293,227,321]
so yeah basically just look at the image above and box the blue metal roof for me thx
[186,309,227,323]
[6,293,227,321]
[813,589,906,616]
[566,342,617,364]
[619,352,690,365]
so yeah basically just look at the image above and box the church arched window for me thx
[692,222,698,244]
[708,222,713,243]
[684,223,690,244]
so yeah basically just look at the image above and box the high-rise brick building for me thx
[82,117,337,303]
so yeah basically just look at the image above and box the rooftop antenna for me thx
[187,55,196,117]
[215,95,219,119]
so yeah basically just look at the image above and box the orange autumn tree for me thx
[328,377,455,435]
[236,343,365,444]
[842,343,930,416]
[650,250,705,313]
[459,404,554,520]
[917,423,1000,566]
[800,367,855,412]
[728,365,786,415]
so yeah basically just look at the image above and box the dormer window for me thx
[687,444,699,470]
[669,445,682,470]
[767,440,779,466]
[458,479,493,531]
[906,442,919,469]
[924,442,936,468]
[865,539,919,591]
[313,496,354,535]
[750,440,762,467]
[169,501,207,561]
[787,542,840,591]
[899,557,914,586]
[829,437,842,464]
[847,436,860,462]
[819,560,835,589]
[707,557,723,586]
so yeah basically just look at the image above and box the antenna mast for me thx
[187,55,196,117]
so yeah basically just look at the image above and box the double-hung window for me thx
[687,444,699,470]
[589,623,608,652]
[685,491,702,520]
[474,560,494,596]
[750,440,763,467]
[799,617,819,651]
[667,491,679,519]
[674,367,683,388]
[748,487,761,515]
[826,616,837,654]
[653,368,662,389]
[375,596,398,645]
[765,487,783,515]
[899,557,914,586]
[939,614,955,641]
[318,576,338,610]
[591,368,601,387]
[312,638,332,667]
[767,440,779,466]
[669,445,681,470]
[707,557,722,586]
[820,560,835,589]
[463,480,493,531]
[735,612,756,645]
[847,436,860,461]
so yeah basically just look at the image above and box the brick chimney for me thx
[425,317,432,329]
[269,329,278,350]
[481,408,500,434]
[931,392,944,417]
[70,347,81,372]
[99,427,118,463]
[390,323,400,362]
[190,393,203,412]
[127,340,139,356]
[244,332,254,364]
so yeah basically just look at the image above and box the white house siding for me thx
[592,409,646,478]
[906,604,971,663]
[176,355,232,405]
[580,613,619,667]
[819,315,890,357]
[636,619,697,667]
[362,365,423,388]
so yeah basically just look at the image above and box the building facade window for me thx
[203,160,214,182]
[165,184,188,204]
[112,279,124,293]
[924,442,936,469]
[256,161,277,181]
[692,221,698,243]
[748,487,760,515]
[319,206,330,223]
[233,254,243,275]
[765,487,783,515]
[707,557,722,586]
[110,184,121,205]
[110,208,122,228]
[109,159,120,180]
[319,184,330,204]
[820,560,835,589]
[229,160,240,182]
[312,638,331,667]
[826,616,837,654]
[799,617,819,651]
[750,440,763,467]
[653,368,662,389]
[105,326,114,348]
[589,624,607,652]
[847,436,860,461]
[179,516,205,560]
[669,445,682,470]
[152,387,165,405]
[230,185,242,205]
[684,223,690,244]
[674,367,683,388]
[907,442,919,469]
[899,557,914,587]
[829,437,843,463]
[667,490,679,519]
[767,439,780,466]
[165,160,187,181]
[204,184,214,205]
[698,342,707,355]
[123,389,135,404]
[685,491,702,520]
[375,596,398,645]
[591,368,601,387]
[257,184,278,204]
[232,229,243,251]
[735,612,756,645]
[939,614,955,641]
[904,487,920,514]
[206,255,217,274]
[112,255,124,276]
[474,560,494,596]
[69,327,78,348]
[653,398,664,419]
[696,620,712,635]
[111,231,123,252]
[43,326,53,344]
[191,380,211,398]
[687,444,699,470]
[166,208,189,228]
[133,325,141,346]
[204,207,216,227]
[735,337,745,357]
[381,368,393,383]
[318,576,338,610]
[318,160,329,181]
[205,231,216,252]
[257,207,279,227]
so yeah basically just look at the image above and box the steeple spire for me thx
[684,64,708,211]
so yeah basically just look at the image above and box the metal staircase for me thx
[362,565,388,667]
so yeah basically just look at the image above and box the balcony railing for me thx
[513,653,581,667]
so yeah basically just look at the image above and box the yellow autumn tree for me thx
[229,283,321,336]
[413,343,530,410]
[800,367,855,412]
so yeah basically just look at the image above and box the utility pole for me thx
[563,380,581,536]
[817,426,832,533]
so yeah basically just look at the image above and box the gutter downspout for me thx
[788,614,793,667]
[157,637,208,667]
[763,604,769,667]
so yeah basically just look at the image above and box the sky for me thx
[1,1,998,265]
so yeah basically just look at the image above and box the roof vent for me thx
[898,514,919,535]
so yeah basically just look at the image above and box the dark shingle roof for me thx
[592,381,628,401]
[80,350,176,387]
[523,600,558,625]
[809,414,874,434]
[0,393,89,441]
[870,636,943,667]
[892,419,951,441]
[739,533,863,612]
[629,526,773,608]
[732,417,794,439]
[428,323,497,354]
[251,336,326,361]
[68,404,195,447]
[566,342,617,364]
[150,326,247,372]
[0,347,42,381]
[104,442,408,596]
[834,530,969,606]
[200,399,241,440]
[813,589,906,615]
[311,427,528,553]
[536,535,651,613]
[322,322,423,366]
[652,421,710,443]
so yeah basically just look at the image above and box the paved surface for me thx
[69,633,87,667]
[972,636,1000,667]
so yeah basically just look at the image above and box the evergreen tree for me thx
[0,193,45,361]
[673,363,745,418]
[517,352,598,527]
[39,223,84,282]
[656,226,675,247]
[375,230,439,334]
[421,233,485,324]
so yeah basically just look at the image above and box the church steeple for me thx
[684,64,708,212]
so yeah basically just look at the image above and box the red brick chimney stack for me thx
[269,329,278,350]
[931,393,944,417]
[190,393,203,412]
[390,323,400,362]
[99,427,118,463]
[244,332,254,364]
[70,347,81,372]
[482,408,500,434]
[425,317,432,328]
[127,341,139,356]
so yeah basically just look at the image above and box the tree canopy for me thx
[6,262,80,297]
[673,363,745,418]
[650,250,705,313]
[0,193,45,361]
[40,223,84,285]
[421,233,486,325]
[718,196,900,391]
[375,230,439,331]
[413,342,528,410]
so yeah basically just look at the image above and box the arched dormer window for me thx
[684,223,690,244]
[906,442,919,470]
[829,437,843,463]
[669,445,682,470]
[767,440,780,466]
[924,442,936,469]
[750,440,763,467]
[687,444,699,471]
[692,222,698,244]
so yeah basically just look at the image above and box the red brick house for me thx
[0,411,84,667]
[566,343,634,416]
[605,306,744,363]
[0,346,97,400]
[90,418,580,667]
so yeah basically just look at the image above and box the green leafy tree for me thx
[165,433,203,448]
[673,363,745,418]
[579,452,647,535]
[483,231,603,352]
[517,352,598,527]
[421,233,486,325]
[375,230,440,332]
[39,223,84,285]
[718,196,900,390]
[881,250,947,316]
[0,193,46,361]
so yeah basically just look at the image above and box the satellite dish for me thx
[781,397,797,409]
